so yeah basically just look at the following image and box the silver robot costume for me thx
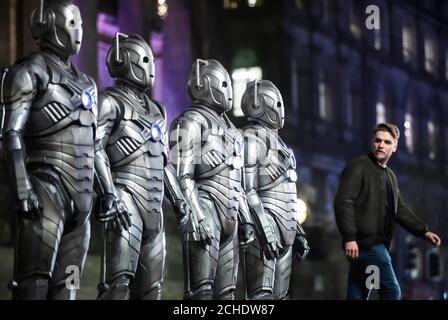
[1,0,96,300]
[241,80,310,300]
[168,59,255,300]
[94,33,167,300]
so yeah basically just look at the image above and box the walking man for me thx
[334,123,441,300]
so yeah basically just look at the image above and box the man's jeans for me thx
[347,244,401,300]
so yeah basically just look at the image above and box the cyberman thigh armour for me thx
[96,86,168,300]
[3,51,97,300]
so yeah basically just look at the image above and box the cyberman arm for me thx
[169,117,213,245]
[243,133,280,260]
[2,64,42,219]
[164,162,189,227]
[94,93,131,230]
[237,192,256,247]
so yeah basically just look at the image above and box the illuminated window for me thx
[247,0,262,8]
[231,66,262,117]
[349,1,361,39]
[223,0,238,10]
[402,26,415,64]
[424,36,437,74]
[376,102,386,124]
[157,0,168,19]
[295,0,307,10]
[374,28,382,51]
[318,69,333,122]
[428,121,437,160]
[404,113,414,154]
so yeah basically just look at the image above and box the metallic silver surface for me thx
[2,1,96,300]
[241,80,308,299]
[168,59,254,300]
[95,34,166,300]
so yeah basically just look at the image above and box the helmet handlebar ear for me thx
[108,32,131,77]
[31,0,54,40]
[244,80,265,118]
[253,80,259,108]
[195,59,208,90]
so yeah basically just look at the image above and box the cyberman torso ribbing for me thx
[19,51,97,212]
[103,86,167,228]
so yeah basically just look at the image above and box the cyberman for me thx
[167,59,255,300]
[241,80,310,300]
[94,33,167,300]
[1,0,96,299]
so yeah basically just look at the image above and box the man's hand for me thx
[20,189,43,220]
[239,223,256,247]
[425,231,441,247]
[344,241,359,260]
[97,194,131,231]
[293,235,310,262]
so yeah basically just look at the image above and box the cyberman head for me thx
[241,80,285,130]
[107,33,155,90]
[31,0,83,58]
[187,59,233,113]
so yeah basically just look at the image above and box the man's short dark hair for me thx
[373,123,400,140]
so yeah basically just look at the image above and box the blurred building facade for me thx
[0,0,447,299]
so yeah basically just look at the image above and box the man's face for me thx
[372,130,397,164]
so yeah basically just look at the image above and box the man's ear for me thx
[393,140,398,152]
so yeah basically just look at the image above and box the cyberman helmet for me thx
[187,59,233,113]
[241,80,285,130]
[107,33,155,89]
[31,0,83,57]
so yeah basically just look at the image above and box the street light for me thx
[296,198,308,224]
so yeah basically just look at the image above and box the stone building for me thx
[0,0,446,299]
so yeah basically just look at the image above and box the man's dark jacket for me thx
[334,153,428,248]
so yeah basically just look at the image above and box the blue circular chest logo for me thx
[290,150,297,169]
[150,123,162,142]
[234,139,242,156]
[81,91,93,110]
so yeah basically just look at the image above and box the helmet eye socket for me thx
[143,56,149,63]
[222,81,228,88]
[277,102,282,108]
[70,20,75,26]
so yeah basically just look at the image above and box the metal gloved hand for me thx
[259,219,280,260]
[97,194,131,231]
[174,200,190,229]
[193,219,214,246]
[293,235,310,262]
[239,223,256,247]
[263,237,281,261]
[20,188,43,220]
